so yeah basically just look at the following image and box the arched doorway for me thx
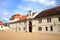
[29,21,32,32]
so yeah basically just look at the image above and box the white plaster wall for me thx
[0,25,9,31]
[0,25,4,30]
[9,21,27,32]
[10,18,19,22]
[32,15,60,34]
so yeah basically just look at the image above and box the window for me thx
[46,27,48,31]
[50,26,53,31]
[47,18,51,22]
[38,27,42,31]
[58,17,60,21]
[1,26,3,28]
[19,28,21,30]
[39,20,42,23]
[20,22,24,25]
[23,27,25,30]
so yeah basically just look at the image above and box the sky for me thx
[0,0,60,23]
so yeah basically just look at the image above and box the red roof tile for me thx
[9,16,27,24]
[35,6,60,18]
[10,14,21,20]
[18,16,27,21]
[0,21,3,25]
[9,13,27,23]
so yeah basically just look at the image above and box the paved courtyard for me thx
[0,31,60,40]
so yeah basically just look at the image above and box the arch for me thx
[29,21,32,32]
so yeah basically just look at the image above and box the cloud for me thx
[23,0,37,2]
[23,0,56,6]
[38,0,56,6]
[0,0,12,22]
[3,12,8,16]
[13,3,44,16]
[3,17,9,21]
[13,5,23,13]
[0,6,9,22]
[24,7,32,11]
[0,0,13,8]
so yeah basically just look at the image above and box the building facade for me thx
[9,6,60,34]
[9,14,27,32]
[26,6,60,34]
[0,21,9,31]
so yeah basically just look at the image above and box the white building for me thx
[26,6,60,34]
[0,21,9,31]
[9,14,27,32]
[9,6,60,34]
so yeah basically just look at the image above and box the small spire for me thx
[28,10,32,13]
[28,10,33,16]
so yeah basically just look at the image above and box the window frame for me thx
[47,18,51,23]
[39,19,42,23]
[19,28,21,30]
[38,27,42,31]
[46,27,48,31]
[50,26,53,31]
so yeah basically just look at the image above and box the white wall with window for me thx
[31,15,60,34]
[0,25,4,30]
[0,25,9,31]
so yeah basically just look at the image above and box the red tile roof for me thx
[10,14,21,20]
[19,16,27,21]
[9,14,27,23]
[0,21,3,25]
[35,6,60,18]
